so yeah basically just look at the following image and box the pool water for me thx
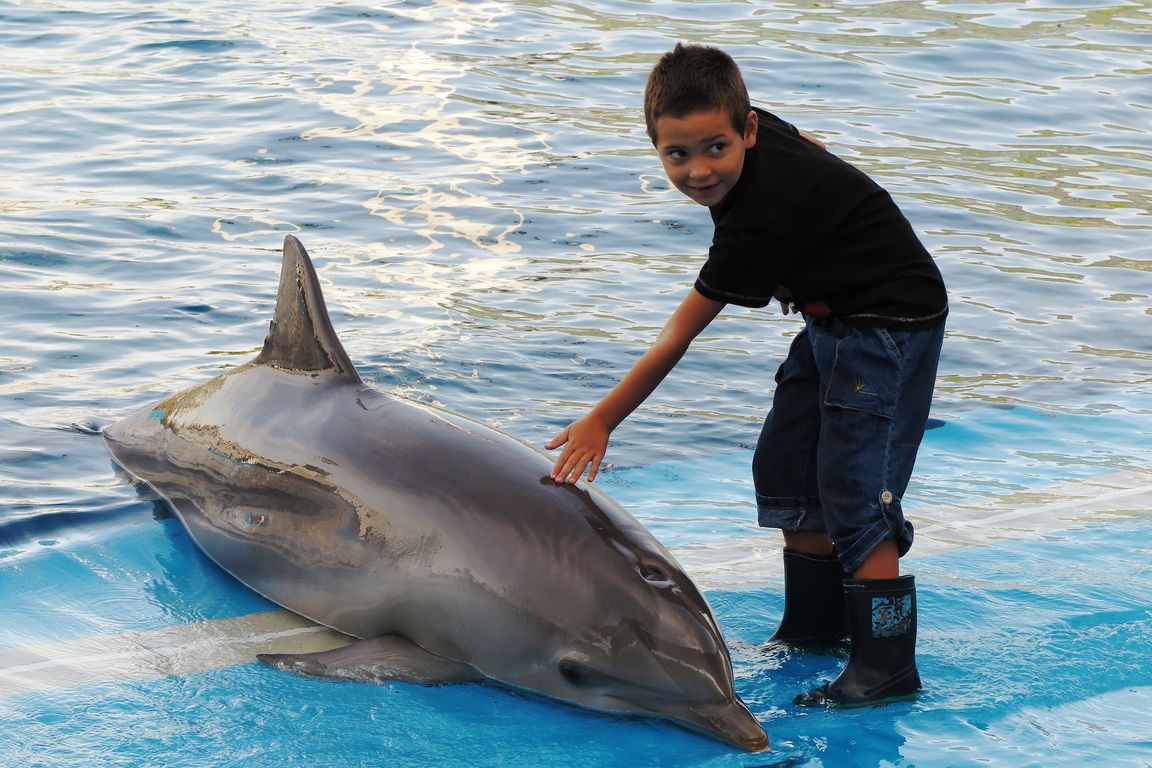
[2,0,1150,765]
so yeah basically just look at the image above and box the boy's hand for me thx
[546,415,610,484]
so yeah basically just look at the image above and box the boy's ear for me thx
[743,110,758,147]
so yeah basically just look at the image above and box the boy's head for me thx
[643,43,751,145]
[644,44,758,207]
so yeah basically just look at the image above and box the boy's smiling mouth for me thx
[688,181,723,202]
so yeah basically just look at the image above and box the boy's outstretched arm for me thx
[547,288,725,483]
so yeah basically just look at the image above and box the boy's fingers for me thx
[552,447,580,483]
[550,448,573,480]
[587,454,602,482]
[568,454,590,484]
[547,429,573,479]
[552,448,595,485]
[572,455,593,484]
[567,451,600,484]
[544,427,570,451]
[564,460,583,484]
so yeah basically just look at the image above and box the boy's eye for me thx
[708,142,728,154]
[665,148,687,160]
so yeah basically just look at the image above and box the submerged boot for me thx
[794,575,922,706]
[763,548,849,649]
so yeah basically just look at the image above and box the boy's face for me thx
[653,108,757,207]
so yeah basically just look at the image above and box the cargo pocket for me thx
[822,325,902,419]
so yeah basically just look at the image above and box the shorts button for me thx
[880,490,895,505]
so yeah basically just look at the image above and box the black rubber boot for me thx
[763,548,849,649]
[794,575,922,706]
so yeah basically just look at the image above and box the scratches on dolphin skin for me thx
[153,376,227,427]
[296,464,332,479]
[387,531,444,567]
[208,447,247,466]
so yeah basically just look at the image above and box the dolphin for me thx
[102,235,768,751]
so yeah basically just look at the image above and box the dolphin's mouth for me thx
[602,692,769,752]
[560,654,767,751]
[685,700,769,752]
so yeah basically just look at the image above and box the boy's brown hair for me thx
[643,43,751,145]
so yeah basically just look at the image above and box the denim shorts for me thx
[753,316,945,575]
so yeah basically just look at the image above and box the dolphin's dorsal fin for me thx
[254,235,361,382]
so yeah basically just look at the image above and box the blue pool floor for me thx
[1,412,1150,767]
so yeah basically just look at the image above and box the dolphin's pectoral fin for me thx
[257,635,483,685]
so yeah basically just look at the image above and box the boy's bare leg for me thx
[781,533,900,578]
[782,530,834,556]
[852,540,898,579]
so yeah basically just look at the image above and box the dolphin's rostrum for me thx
[103,235,768,751]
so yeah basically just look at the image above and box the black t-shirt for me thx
[694,108,948,329]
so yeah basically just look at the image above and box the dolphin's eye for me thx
[558,658,588,686]
[640,564,670,583]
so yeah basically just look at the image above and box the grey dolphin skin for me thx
[103,236,768,752]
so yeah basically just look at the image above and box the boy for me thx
[547,43,947,707]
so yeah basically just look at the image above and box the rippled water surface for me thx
[2,0,1150,766]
